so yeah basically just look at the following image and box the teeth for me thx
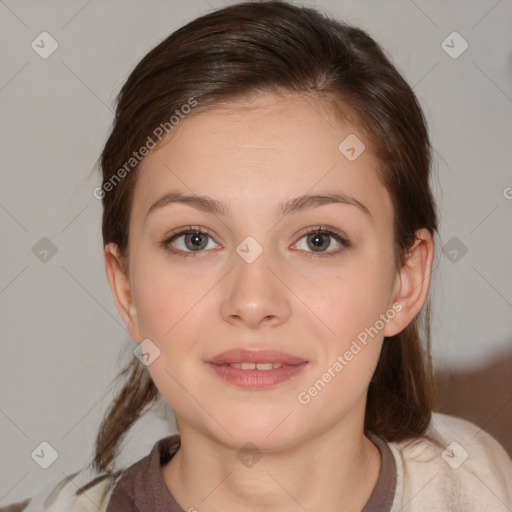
[228,362,283,370]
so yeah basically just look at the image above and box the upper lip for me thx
[207,349,307,365]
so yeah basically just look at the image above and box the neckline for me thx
[107,432,397,511]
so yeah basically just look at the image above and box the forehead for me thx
[132,92,392,224]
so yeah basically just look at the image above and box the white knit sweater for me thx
[4,412,512,511]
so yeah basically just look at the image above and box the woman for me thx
[4,1,511,511]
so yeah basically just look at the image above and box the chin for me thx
[204,416,305,453]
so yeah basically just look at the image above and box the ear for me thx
[383,228,435,337]
[104,242,141,343]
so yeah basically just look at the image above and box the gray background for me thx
[1,0,511,505]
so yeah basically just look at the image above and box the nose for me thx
[220,246,292,329]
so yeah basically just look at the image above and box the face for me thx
[111,92,409,451]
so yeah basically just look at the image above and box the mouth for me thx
[206,348,307,366]
[206,349,308,389]
[224,361,286,370]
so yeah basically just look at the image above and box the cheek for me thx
[297,253,395,343]
[131,254,209,340]
[290,253,394,399]
[130,262,209,409]
[293,270,390,417]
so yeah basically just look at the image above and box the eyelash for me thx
[161,225,350,259]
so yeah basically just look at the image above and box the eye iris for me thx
[185,232,207,251]
[308,232,329,252]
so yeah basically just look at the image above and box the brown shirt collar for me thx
[106,433,396,511]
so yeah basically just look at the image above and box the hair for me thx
[91,0,440,477]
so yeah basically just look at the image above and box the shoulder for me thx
[0,404,178,512]
[0,433,178,512]
[388,412,512,512]
[0,469,121,512]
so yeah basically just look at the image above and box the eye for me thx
[163,226,219,256]
[293,227,350,257]
[162,225,350,259]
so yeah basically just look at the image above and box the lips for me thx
[206,348,307,366]
[206,348,309,389]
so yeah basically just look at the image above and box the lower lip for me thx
[206,362,308,389]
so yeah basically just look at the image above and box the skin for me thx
[105,91,434,512]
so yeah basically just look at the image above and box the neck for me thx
[162,412,381,512]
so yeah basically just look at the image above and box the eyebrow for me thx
[145,191,372,221]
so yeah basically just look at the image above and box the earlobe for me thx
[383,229,435,337]
[104,243,140,342]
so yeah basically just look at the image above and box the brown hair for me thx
[92,0,439,475]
